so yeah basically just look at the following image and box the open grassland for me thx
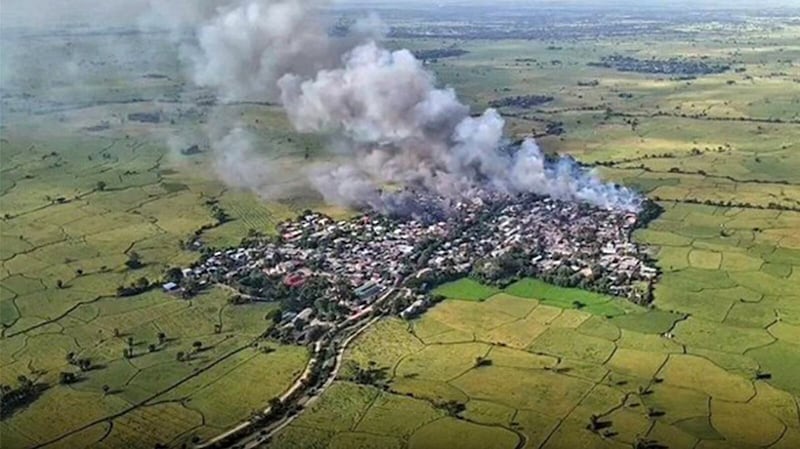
[268,21,800,449]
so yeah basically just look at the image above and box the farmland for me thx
[265,6,800,449]
[272,269,798,448]
[0,35,319,448]
[1,2,799,449]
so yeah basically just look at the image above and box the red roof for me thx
[283,272,306,287]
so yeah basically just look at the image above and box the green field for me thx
[0,79,318,449]
[432,278,501,301]
[273,275,797,448]
[3,4,800,449]
[267,13,800,449]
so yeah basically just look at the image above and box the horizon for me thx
[2,0,800,30]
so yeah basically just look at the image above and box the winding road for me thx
[197,289,396,449]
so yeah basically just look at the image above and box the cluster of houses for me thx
[172,193,657,342]
[424,196,658,302]
[590,54,730,76]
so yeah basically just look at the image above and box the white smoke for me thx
[183,0,642,213]
[278,43,467,141]
[190,0,382,102]
[191,0,328,101]
[213,127,305,199]
[3,0,641,212]
[309,164,382,210]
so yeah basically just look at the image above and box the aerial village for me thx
[168,194,659,344]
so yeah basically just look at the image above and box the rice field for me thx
[267,19,800,449]
[3,6,800,449]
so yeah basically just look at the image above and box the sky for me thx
[2,0,799,29]
[338,0,800,8]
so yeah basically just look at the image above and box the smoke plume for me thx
[3,0,641,213]
[189,0,382,102]
[182,0,642,213]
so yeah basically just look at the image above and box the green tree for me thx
[78,358,92,371]
[58,372,77,385]
[125,251,143,269]
[134,277,150,289]
[474,356,492,368]
[164,267,183,283]
[268,397,284,414]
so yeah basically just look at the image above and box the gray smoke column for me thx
[213,127,306,199]
[276,41,642,211]
[190,0,382,101]
[191,0,642,212]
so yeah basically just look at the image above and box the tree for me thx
[176,351,185,362]
[59,372,77,385]
[164,267,183,284]
[192,341,203,352]
[148,344,157,353]
[250,409,267,422]
[437,400,466,417]
[125,251,143,269]
[474,356,492,368]
[127,336,134,347]
[646,407,664,418]
[17,375,31,388]
[56,279,64,289]
[588,414,600,431]
[96,181,107,191]
[123,348,131,359]
[268,397,284,414]
[632,438,660,449]
[212,207,230,223]
[113,328,120,338]
[180,276,199,297]
[265,308,282,324]
[102,384,110,396]
[134,277,150,289]
[157,332,166,345]
[78,358,92,371]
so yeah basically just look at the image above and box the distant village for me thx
[589,54,730,76]
[165,194,659,344]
